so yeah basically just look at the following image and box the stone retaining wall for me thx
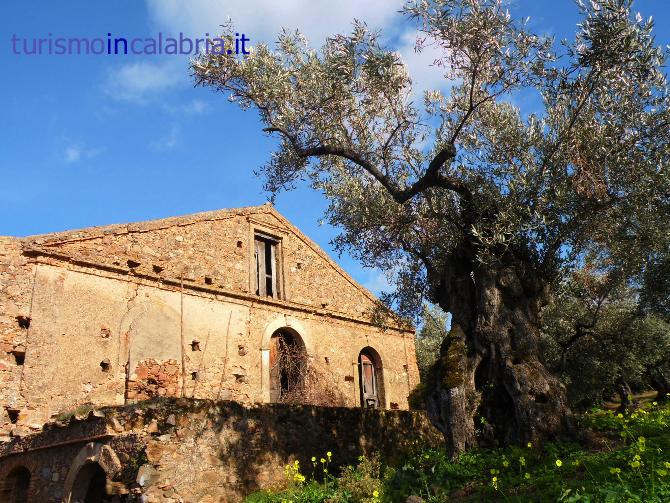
[0,398,441,502]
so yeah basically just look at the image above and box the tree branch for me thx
[263,127,470,204]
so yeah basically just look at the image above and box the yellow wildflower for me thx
[524,472,531,479]
[610,467,621,474]
[372,490,380,498]
[327,451,332,459]
[555,459,563,468]
[658,469,668,477]
[527,442,533,448]
[502,460,509,468]
[491,476,498,490]
[311,456,316,462]
[320,458,326,464]
[519,456,526,467]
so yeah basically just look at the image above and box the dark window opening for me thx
[6,408,20,424]
[269,329,306,403]
[254,234,280,298]
[191,340,201,351]
[204,276,213,285]
[127,259,141,268]
[16,316,30,329]
[12,350,25,366]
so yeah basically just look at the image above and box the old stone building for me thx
[0,205,419,444]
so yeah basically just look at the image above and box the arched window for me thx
[3,466,31,503]
[269,329,306,402]
[358,347,385,409]
[68,462,112,503]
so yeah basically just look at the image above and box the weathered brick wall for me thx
[29,206,377,315]
[0,237,36,441]
[0,206,420,441]
[0,399,442,502]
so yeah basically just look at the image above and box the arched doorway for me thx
[68,462,112,503]
[358,347,385,409]
[2,466,31,503]
[269,328,307,402]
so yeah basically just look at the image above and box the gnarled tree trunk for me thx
[424,251,569,456]
[615,377,637,414]
[648,368,670,402]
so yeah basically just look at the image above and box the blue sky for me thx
[1,0,669,295]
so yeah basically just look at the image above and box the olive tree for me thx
[541,267,670,411]
[415,305,450,381]
[193,0,670,453]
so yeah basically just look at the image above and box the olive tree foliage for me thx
[193,0,670,453]
[640,249,670,321]
[541,266,670,411]
[415,305,450,381]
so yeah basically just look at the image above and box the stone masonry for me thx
[0,398,441,502]
[0,205,419,441]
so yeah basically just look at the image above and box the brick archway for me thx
[62,442,122,503]
[260,316,312,403]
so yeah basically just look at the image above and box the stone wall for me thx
[0,237,36,441]
[0,206,420,440]
[0,399,442,502]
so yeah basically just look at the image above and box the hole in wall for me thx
[100,359,110,372]
[152,265,164,273]
[204,277,213,285]
[237,240,243,248]
[296,262,302,270]
[191,371,199,381]
[127,260,141,268]
[16,316,30,329]
[191,340,201,351]
[535,392,549,404]
[6,408,19,424]
[12,350,25,366]
[324,357,330,364]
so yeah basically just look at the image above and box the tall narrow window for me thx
[358,347,384,409]
[254,233,280,298]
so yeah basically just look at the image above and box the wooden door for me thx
[359,353,378,408]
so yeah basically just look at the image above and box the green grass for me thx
[246,400,670,502]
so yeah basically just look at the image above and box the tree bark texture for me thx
[424,252,569,456]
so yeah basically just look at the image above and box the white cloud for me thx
[65,145,82,163]
[145,0,404,46]
[63,144,102,164]
[396,30,453,100]
[162,98,209,116]
[104,59,186,103]
[151,123,180,151]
